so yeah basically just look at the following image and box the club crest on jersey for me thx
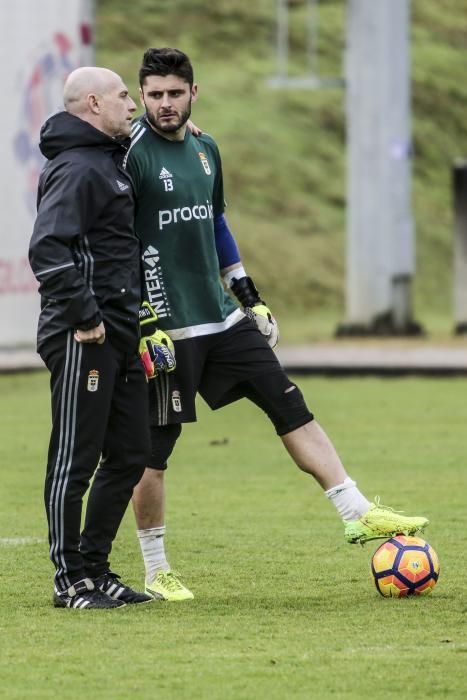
[171,390,182,413]
[159,167,174,192]
[87,370,99,392]
[198,152,211,175]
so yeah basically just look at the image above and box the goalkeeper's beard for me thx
[145,103,192,134]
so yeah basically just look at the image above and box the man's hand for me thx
[74,322,105,344]
[244,304,279,349]
[187,119,202,136]
[139,301,176,379]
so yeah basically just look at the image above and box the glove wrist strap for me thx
[230,275,264,308]
[139,301,158,336]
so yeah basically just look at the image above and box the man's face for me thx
[140,74,197,139]
[99,77,137,138]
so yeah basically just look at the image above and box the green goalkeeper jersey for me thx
[125,117,241,339]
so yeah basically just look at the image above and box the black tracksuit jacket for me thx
[29,111,141,354]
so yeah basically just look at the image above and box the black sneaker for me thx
[53,577,125,609]
[94,571,153,604]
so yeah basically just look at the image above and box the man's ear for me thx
[139,87,145,110]
[88,93,100,114]
[191,83,198,104]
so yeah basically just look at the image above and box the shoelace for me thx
[372,496,404,514]
[157,571,185,592]
[103,572,120,581]
[98,572,124,590]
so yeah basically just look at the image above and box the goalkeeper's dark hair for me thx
[139,48,194,88]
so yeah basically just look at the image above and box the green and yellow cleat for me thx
[145,570,194,602]
[344,499,429,545]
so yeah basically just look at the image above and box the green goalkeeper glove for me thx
[139,301,176,379]
[230,276,279,349]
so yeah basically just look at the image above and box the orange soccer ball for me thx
[371,535,440,598]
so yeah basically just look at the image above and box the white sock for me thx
[325,477,371,521]
[137,526,170,584]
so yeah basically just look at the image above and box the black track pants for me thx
[41,331,150,591]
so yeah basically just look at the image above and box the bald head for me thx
[64,67,121,114]
[62,66,136,138]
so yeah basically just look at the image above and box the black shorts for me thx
[147,318,313,468]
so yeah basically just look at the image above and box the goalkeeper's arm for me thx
[139,301,176,379]
[214,214,279,349]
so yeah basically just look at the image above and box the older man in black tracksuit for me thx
[29,67,152,609]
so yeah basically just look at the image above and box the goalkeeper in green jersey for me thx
[126,47,429,602]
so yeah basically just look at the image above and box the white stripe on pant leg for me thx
[162,373,169,424]
[154,373,169,425]
[49,331,76,587]
[156,374,163,425]
[57,340,82,589]
[52,335,81,589]
[49,333,82,590]
[155,376,163,425]
[54,335,80,589]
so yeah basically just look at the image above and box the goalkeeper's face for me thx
[140,74,198,140]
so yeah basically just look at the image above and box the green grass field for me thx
[1,371,466,699]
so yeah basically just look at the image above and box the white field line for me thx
[0,536,46,546]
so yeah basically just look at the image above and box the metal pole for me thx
[453,160,467,334]
[306,0,318,77]
[337,0,421,335]
[277,0,289,80]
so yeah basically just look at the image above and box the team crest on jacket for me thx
[87,370,99,392]
[198,152,211,175]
